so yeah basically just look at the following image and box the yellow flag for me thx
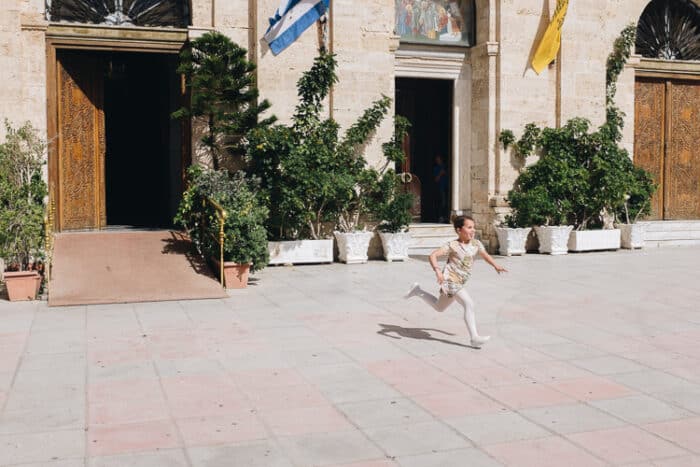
[531,0,569,74]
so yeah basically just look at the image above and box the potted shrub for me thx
[0,121,47,300]
[614,174,655,248]
[247,48,405,265]
[175,166,269,288]
[367,167,414,261]
[504,121,581,255]
[333,115,413,264]
[494,216,531,256]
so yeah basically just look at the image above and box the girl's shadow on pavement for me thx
[377,323,471,348]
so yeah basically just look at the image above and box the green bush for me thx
[247,49,401,240]
[506,118,656,229]
[0,121,47,271]
[175,166,269,272]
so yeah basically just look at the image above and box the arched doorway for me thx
[634,0,700,219]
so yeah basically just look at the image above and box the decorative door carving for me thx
[634,78,665,219]
[667,81,700,219]
[634,77,700,220]
[57,52,106,230]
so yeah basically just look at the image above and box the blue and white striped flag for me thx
[263,0,330,55]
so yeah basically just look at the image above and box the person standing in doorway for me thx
[432,154,448,222]
[405,215,507,348]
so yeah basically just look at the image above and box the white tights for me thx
[411,285,481,339]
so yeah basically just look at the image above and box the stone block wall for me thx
[473,0,656,251]
[0,0,47,140]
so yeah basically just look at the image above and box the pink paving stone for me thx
[412,389,507,418]
[244,383,329,411]
[329,461,399,467]
[515,360,593,383]
[160,375,249,418]
[88,419,180,456]
[146,331,206,359]
[0,391,6,407]
[230,367,308,391]
[88,378,163,405]
[484,436,607,467]
[459,364,530,388]
[644,416,700,453]
[424,353,496,373]
[260,405,355,436]
[366,358,437,385]
[666,365,700,383]
[589,336,655,354]
[482,346,551,366]
[549,375,636,401]
[487,382,575,409]
[176,413,268,447]
[89,397,170,425]
[88,347,150,365]
[650,456,700,467]
[567,426,687,464]
[390,371,469,396]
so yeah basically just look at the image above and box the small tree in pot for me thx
[175,166,269,287]
[0,122,47,300]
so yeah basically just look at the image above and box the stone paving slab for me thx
[1,247,700,466]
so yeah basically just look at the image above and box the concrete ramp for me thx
[48,230,227,306]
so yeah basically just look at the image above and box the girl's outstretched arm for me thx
[429,247,447,284]
[479,249,508,274]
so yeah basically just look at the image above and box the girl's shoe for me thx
[470,335,490,348]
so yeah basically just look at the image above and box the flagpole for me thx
[328,0,334,120]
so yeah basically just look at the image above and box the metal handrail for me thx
[43,183,56,291]
[205,197,227,288]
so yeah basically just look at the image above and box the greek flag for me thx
[263,0,330,55]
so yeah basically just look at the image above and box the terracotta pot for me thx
[212,259,250,289]
[4,270,41,301]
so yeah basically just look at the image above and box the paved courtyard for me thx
[1,246,700,466]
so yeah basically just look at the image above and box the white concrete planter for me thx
[495,227,531,256]
[618,223,645,249]
[534,225,573,255]
[568,229,621,252]
[268,239,333,265]
[378,231,411,261]
[334,231,374,264]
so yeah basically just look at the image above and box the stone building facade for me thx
[1,0,699,249]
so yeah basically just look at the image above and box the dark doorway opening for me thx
[395,78,452,223]
[103,51,182,228]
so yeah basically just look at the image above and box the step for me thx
[407,223,455,255]
[637,221,700,247]
[639,220,700,232]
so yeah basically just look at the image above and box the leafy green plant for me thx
[247,49,403,240]
[365,115,414,233]
[173,31,276,171]
[504,24,655,230]
[175,166,269,272]
[0,121,47,271]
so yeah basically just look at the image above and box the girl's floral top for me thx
[436,239,484,296]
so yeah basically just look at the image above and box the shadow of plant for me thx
[377,323,470,348]
[160,230,213,277]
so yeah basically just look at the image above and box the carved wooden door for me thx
[634,78,700,220]
[57,52,106,231]
[667,81,700,219]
